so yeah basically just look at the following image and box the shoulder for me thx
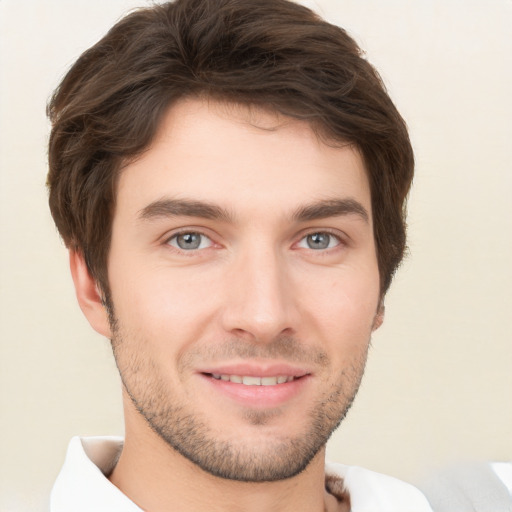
[420,461,512,512]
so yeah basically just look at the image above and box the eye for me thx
[167,232,213,251]
[297,232,341,250]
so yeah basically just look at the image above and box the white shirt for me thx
[492,462,512,497]
[51,436,433,512]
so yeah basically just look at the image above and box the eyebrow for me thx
[138,198,233,222]
[137,197,369,224]
[292,198,369,224]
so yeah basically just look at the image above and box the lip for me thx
[197,362,312,408]
[199,362,311,379]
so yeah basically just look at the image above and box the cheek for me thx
[108,261,222,348]
[300,265,380,342]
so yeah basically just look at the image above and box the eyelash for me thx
[295,230,344,251]
[165,230,215,252]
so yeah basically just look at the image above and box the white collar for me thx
[51,437,142,512]
[325,462,433,511]
[51,436,432,512]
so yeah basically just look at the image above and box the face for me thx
[104,98,381,481]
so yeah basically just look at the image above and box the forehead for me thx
[116,97,371,221]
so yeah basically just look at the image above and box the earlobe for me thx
[69,250,112,338]
[372,302,385,331]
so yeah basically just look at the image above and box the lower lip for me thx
[199,374,310,408]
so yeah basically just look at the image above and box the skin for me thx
[71,98,383,512]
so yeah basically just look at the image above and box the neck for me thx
[109,416,336,512]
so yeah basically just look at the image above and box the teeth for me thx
[243,376,261,385]
[210,374,295,385]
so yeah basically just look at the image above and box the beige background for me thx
[1,1,511,510]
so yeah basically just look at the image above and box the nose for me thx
[220,244,298,343]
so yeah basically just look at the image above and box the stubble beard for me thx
[108,307,369,483]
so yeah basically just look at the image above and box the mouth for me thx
[197,362,312,408]
[198,367,310,408]
[204,373,299,386]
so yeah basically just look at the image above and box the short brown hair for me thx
[47,0,414,296]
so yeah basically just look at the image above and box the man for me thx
[47,0,432,510]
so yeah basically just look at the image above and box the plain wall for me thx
[1,1,511,510]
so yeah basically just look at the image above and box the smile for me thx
[200,369,310,407]
[209,374,296,385]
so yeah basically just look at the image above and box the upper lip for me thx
[198,362,311,378]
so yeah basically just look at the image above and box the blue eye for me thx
[168,232,212,250]
[298,232,340,250]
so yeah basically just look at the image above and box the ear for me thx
[372,301,385,331]
[69,250,112,338]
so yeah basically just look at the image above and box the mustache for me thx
[179,335,330,369]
